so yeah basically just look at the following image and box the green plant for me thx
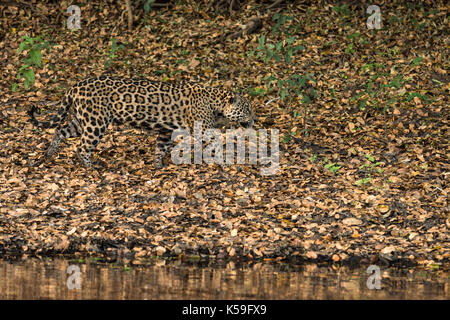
[357,154,383,185]
[344,32,361,56]
[144,0,155,13]
[248,11,316,104]
[272,12,293,35]
[333,3,350,16]
[282,132,292,143]
[361,154,383,171]
[345,42,354,55]
[248,34,304,65]
[324,159,341,174]
[104,38,125,69]
[410,56,423,68]
[332,3,351,24]
[351,57,425,113]
[12,35,51,92]
[264,73,317,102]
[357,177,372,186]
[137,0,155,13]
[248,87,265,97]
[406,92,429,103]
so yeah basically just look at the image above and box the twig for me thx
[265,97,280,106]
[350,130,389,145]
[125,0,133,31]
[229,0,235,16]
[366,133,389,145]
[267,0,285,9]
[112,10,127,34]
[149,3,171,7]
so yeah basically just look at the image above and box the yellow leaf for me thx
[189,59,200,68]
[389,176,400,183]
[377,205,389,213]
[348,122,356,131]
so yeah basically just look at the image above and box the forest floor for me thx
[0,1,448,269]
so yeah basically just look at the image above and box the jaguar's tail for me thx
[28,95,72,129]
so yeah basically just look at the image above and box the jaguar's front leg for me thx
[191,119,221,165]
[155,128,174,168]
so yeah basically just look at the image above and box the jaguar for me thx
[29,75,255,168]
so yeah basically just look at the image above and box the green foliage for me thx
[248,87,265,97]
[351,56,426,112]
[332,3,351,24]
[271,12,293,35]
[410,56,423,67]
[356,177,371,186]
[332,3,350,16]
[181,49,190,56]
[406,92,428,103]
[282,131,292,143]
[323,158,341,174]
[264,73,316,102]
[104,38,125,69]
[248,34,304,65]
[136,0,155,14]
[344,32,366,56]
[357,154,383,185]
[143,0,155,13]
[247,11,316,104]
[12,35,51,92]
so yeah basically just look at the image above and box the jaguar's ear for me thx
[229,94,240,105]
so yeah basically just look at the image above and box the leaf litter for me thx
[0,1,448,269]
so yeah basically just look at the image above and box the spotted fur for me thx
[29,75,255,168]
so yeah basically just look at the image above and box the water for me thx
[0,258,448,299]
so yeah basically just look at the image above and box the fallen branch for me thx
[267,0,285,9]
[229,0,235,16]
[0,1,32,8]
[125,0,133,31]
[227,16,262,40]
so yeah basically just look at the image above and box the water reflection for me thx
[0,258,447,299]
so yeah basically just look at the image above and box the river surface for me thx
[0,258,448,299]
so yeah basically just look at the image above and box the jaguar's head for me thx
[223,94,255,128]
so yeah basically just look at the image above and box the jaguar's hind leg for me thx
[34,118,81,166]
[76,119,109,168]
[76,146,93,168]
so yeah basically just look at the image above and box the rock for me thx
[342,217,363,226]
[237,197,249,206]
[381,246,396,254]
[155,246,166,256]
